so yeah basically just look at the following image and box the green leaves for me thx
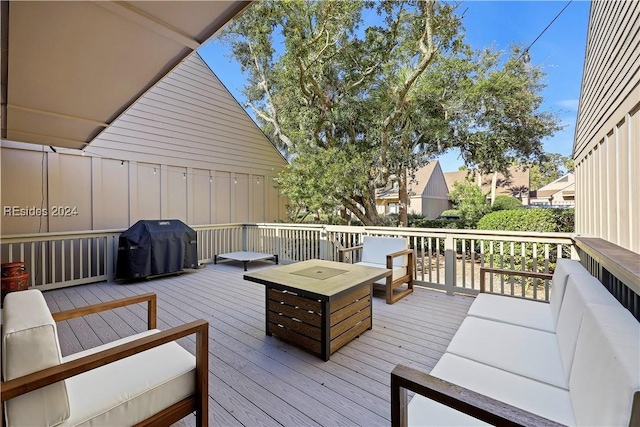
[221,1,561,225]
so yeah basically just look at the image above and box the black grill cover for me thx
[116,220,197,280]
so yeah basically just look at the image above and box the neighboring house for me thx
[573,1,639,253]
[529,173,575,207]
[443,166,530,203]
[1,53,288,234]
[375,161,450,219]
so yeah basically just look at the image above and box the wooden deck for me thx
[43,261,474,426]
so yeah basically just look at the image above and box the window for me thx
[387,202,398,214]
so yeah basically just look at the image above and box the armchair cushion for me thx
[2,290,70,427]
[361,236,407,267]
[356,262,407,286]
[60,336,196,426]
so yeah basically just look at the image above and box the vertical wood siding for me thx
[574,2,640,253]
[1,54,287,234]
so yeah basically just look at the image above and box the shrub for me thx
[440,209,460,217]
[476,208,575,291]
[449,181,491,228]
[491,195,523,211]
[477,208,574,233]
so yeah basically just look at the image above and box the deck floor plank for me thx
[45,263,472,426]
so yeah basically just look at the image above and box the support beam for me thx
[94,1,200,50]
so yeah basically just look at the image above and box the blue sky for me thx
[199,1,591,173]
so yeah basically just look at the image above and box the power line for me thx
[518,0,573,62]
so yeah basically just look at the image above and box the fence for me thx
[1,223,577,299]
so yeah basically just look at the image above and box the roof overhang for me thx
[1,0,251,150]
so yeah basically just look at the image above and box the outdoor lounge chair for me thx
[1,290,208,426]
[339,235,414,304]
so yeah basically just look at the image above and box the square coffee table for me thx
[214,251,278,271]
[244,259,391,361]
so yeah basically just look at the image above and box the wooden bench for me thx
[391,259,640,426]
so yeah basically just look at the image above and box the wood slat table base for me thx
[267,285,372,361]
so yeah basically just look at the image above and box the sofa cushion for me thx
[570,304,640,427]
[2,289,70,427]
[428,353,576,426]
[467,294,554,332]
[59,333,196,426]
[361,236,407,267]
[355,262,406,285]
[446,316,567,389]
[549,259,591,326]
[555,274,621,384]
[407,394,489,426]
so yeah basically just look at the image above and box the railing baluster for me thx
[30,243,36,287]
[520,243,526,298]
[61,240,66,283]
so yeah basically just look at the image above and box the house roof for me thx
[535,182,576,200]
[534,173,575,197]
[443,166,530,196]
[409,161,439,196]
[1,1,251,150]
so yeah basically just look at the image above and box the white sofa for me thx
[339,236,414,304]
[391,262,640,426]
[467,259,591,332]
[1,289,209,427]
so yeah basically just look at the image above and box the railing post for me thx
[444,234,455,295]
[275,227,281,260]
[106,235,116,282]
[319,226,328,260]
[242,225,247,251]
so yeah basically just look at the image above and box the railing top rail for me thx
[191,223,246,231]
[246,223,326,231]
[575,236,640,293]
[359,226,575,240]
[1,229,124,241]
[2,223,576,243]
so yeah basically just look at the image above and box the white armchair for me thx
[1,289,208,426]
[339,236,414,304]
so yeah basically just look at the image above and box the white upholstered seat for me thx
[467,258,590,332]
[2,289,207,427]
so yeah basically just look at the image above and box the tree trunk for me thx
[490,171,498,206]
[399,167,408,227]
[340,196,380,226]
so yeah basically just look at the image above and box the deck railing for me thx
[1,223,577,299]
[0,230,121,291]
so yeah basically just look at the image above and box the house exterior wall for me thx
[422,197,451,219]
[417,161,451,218]
[574,1,640,253]
[1,54,287,235]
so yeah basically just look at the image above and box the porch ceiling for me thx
[1,0,251,150]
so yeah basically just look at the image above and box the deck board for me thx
[45,262,473,426]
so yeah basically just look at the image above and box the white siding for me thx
[574,2,640,253]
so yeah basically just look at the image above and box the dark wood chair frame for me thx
[391,364,564,427]
[1,293,208,427]
[339,245,414,304]
[480,266,553,300]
